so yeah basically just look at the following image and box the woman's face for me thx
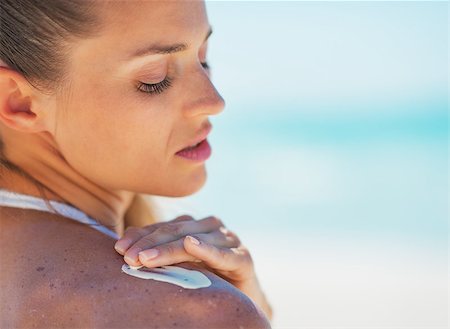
[53,0,224,197]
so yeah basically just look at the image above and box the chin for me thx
[146,169,208,197]
[171,174,207,197]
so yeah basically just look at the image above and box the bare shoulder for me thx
[0,207,271,329]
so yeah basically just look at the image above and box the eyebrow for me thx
[129,26,213,58]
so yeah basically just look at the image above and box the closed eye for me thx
[137,61,210,95]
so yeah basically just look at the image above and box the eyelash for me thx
[137,61,210,95]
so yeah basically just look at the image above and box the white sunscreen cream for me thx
[121,264,212,289]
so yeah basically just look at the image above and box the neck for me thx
[0,124,136,237]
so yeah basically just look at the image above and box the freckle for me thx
[64,258,67,262]
[21,284,24,288]
[64,249,68,252]
[113,286,117,290]
[145,289,149,293]
[236,307,240,312]
[173,322,178,326]
[79,270,84,273]
[107,289,111,293]
[90,285,94,289]
[36,266,45,272]
[49,283,55,288]
[212,294,216,298]
[103,265,108,269]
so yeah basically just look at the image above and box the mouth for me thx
[178,139,204,151]
[176,123,212,154]
[175,138,212,162]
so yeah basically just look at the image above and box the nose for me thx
[182,68,225,118]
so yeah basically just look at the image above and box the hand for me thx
[114,215,273,321]
[114,215,253,283]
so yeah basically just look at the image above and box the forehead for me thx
[100,0,208,41]
[71,1,209,66]
[99,0,208,32]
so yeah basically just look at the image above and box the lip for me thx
[176,123,212,153]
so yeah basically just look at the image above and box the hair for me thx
[0,0,100,93]
[0,0,135,232]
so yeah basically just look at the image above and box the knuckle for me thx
[164,243,178,256]
[219,226,230,235]
[173,215,195,222]
[173,222,187,236]
[139,234,157,247]
[155,223,178,236]
[232,236,242,246]
[210,216,224,227]
[220,228,241,245]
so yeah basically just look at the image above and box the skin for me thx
[0,0,224,237]
[0,0,272,326]
[0,206,271,329]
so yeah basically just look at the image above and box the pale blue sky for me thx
[205,1,447,117]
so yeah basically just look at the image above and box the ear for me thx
[0,67,54,134]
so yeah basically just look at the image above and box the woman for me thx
[0,0,273,328]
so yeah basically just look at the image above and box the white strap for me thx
[0,189,119,240]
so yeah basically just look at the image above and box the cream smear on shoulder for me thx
[121,264,212,289]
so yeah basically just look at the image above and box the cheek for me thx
[54,84,172,189]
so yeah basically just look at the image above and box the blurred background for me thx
[147,1,448,328]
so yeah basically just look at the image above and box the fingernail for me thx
[124,254,138,264]
[115,238,131,253]
[186,235,200,245]
[139,249,159,261]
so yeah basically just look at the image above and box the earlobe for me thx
[0,70,49,133]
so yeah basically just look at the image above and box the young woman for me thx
[0,0,273,328]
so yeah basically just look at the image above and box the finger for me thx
[182,230,241,249]
[136,238,199,268]
[114,226,147,255]
[218,226,242,247]
[183,236,254,275]
[126,229,240,267]
[151,216,223,239]
[124,216,223,264]
[114,215,195,254]
[170,215,196,222]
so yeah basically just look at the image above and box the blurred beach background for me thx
[145,1,448,328]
